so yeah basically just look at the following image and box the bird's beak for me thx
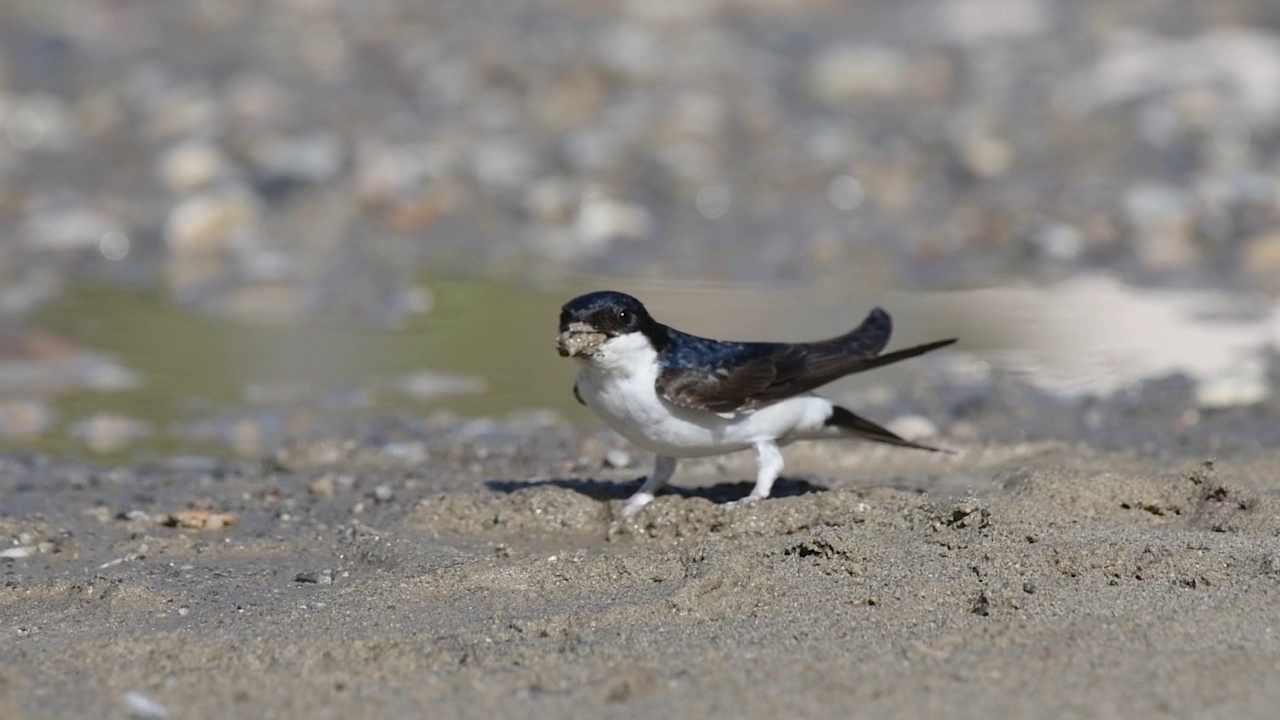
[556,321,606,357]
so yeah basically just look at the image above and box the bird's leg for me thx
[621,455,677,518]
[745,440,784,502]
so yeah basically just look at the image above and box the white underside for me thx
[574,332,839,459]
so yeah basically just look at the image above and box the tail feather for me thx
[825,405,949,453]
[823,307,892,358]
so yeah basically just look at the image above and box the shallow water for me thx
[16,280,576,459]
[12,274,1278,460]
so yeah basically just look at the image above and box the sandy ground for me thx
[3,436,1280,720]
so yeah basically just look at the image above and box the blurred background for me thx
[1,0,1279,460]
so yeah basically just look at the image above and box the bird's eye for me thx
[616,308,632,325]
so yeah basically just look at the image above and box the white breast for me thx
[574,333,835,458]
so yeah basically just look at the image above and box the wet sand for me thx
[4,437,1280,719]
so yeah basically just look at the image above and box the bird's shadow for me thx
[485,475,827,505]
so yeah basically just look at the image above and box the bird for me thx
[556,290,957,518]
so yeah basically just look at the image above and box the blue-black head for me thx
[557,291,664,357]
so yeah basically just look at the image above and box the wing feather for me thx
[656,308,955,413]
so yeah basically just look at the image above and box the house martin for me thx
[557,290,957,518]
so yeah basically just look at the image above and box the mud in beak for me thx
[556,322,607,357]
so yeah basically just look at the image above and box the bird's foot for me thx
[620,491,655,519]
[726,491,768,508]
[606,491,656,537]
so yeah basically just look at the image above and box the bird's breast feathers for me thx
[575,335,835,457]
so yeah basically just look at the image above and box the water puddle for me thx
[7,274,1276,460]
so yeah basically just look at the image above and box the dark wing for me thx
[656,308,955,414]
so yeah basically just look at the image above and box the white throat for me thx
[577,331,658,377]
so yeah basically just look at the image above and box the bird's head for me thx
[556,291,658,361]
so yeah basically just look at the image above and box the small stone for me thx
[77,357,143,392]
[0,546,35,559]
[961,134,1015,179]
[381,442,427,465]
[23,194,121,252]
[1028,223,1084,264]
[70,413,150,454]
[525,177,579,224]
[164,188,258,257]
[158,511,236,530]
[574,193,652,249]
[394,372,486,402]
[886,415,940,441]
[1124,183,1197,274]
[807,44,905,104]
[158,141,228,194]
[1241,231,1280,297]
[294,570,334,584]
[471,140,535,192]
[122,690,169,719]
[217,281,304,325]
[603,449,634,469]
[373,485,394,503]
[308,475,336,498]
[1196,370,1269,409]
[249,132,344,186]
[936,0,1049,45]
[0,401,54,440]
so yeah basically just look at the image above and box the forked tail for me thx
[824,405,949,453]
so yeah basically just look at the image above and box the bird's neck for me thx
[578,332,659,380]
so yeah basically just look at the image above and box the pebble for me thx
[394,372,486,402]
[23,194,121,252]
[886,415,941,442]
[122,690,169,719]
[0,400,55,440]
[960,133,1015,179]
[249,132,344,188]
[1241,231,1280,296]
[573,193,652,250]
[158,141,229,194]
[381,442,428,465]
[76,356,143,392]
[525,177,580,224]
[0,546,35,559]
[217,281,305,325]
[294,569,334,584]
[935,0,1050,45]
[603,449,634,469]
[3,93,79,153]
[308,475,336,498]
[1123,183,1198,274]
[1195,371,1270,410]
[158,511,236,530]
[807,44,905,104]
[70,413,150,454]
[163,187,258,264]
[1057,29,1280,126]
[373,484,395,503]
